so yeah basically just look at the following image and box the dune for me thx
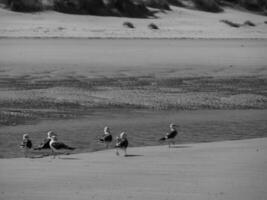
[0,138,266,200]
[0,5,267,39]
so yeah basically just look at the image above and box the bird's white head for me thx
[104,126,110,133]
[47,131,56,139]
[170,124,177,129]
[120,132,127,139]
[23,134,29,140]
[50,135,58,141]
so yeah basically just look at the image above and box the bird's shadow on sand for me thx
[29,153,50,159]
[169,145,191,149]
[29,155,46,159]
[124,154,144,157]
[58,157,80,160]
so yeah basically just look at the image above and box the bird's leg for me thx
[116,148,119,156]
[124,148,127,157]
[52,151,56,159]
[24,148,28,158]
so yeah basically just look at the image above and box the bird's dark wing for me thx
[159,137,166,141]
[166,130,177,139]
[104,135,113,142]
[99,134,112,142]
[35,138,51,150]
[116,139,128,148]
[51,142,75,150]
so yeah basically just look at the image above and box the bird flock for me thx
[20,123,179,158]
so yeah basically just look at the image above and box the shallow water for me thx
[0,109,266,158]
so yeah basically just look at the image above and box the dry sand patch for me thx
[0,6,267,38]
[0,138,266,200]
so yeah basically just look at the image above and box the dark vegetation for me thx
[3,0,43,12]
[1,0,267,16]
[192,0,222,12]
[142,0,171,10]
[123,21,135,28]
[220,19,256,27]
[220,19,241,27]
[243,20,256,26]
[148,23,159,29]
[1,0,152,17]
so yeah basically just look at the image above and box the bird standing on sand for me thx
[99,126,113,148]
[49,135,75,158]
[159,124,178,148]
[115,132,129,156]
[20,134,32,158]
[34,131,56,150]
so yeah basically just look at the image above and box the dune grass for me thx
[123,21,135,28]
[167,0,185,7]
[192,0,223,12]
[2,0,267,18]
[5,0,43,12]
[243,20,256,26]
[143,0,171,10]
[220,19,241,27]
[148,23,159,29]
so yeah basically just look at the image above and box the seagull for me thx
[49,135,75,158]
[159,124,178,148]
[34,131,56,151]
[99,126,113,148]
[115,132,128,156]
[20,134,32,158]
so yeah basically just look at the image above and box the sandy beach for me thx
[0,138,266,200]
[0,2,267,200]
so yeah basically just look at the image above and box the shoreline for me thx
[1,109,266,159]
[1,136,267,160]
